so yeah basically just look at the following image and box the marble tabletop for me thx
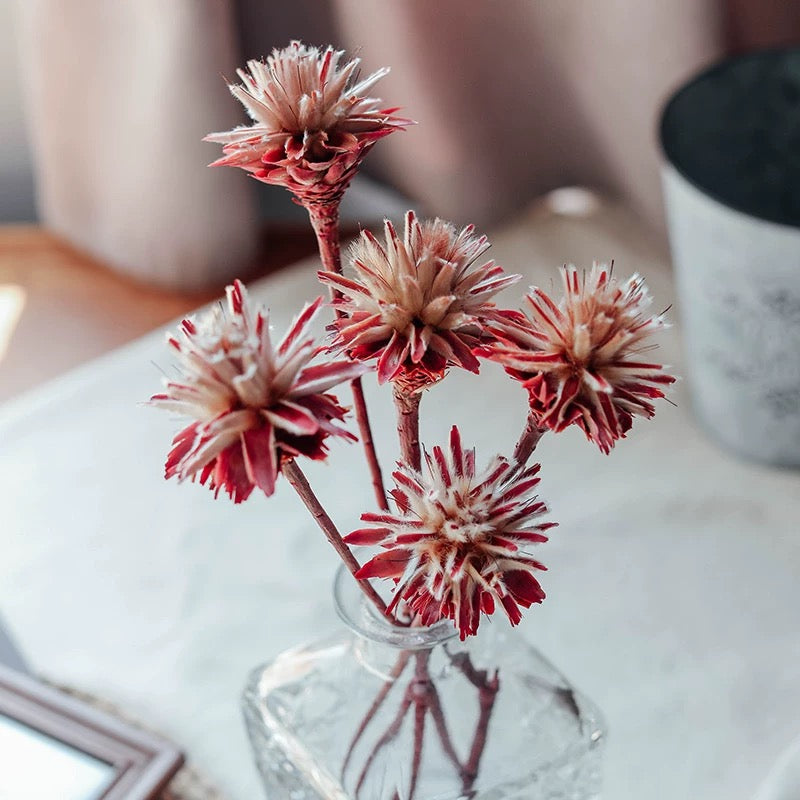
[1,198,798,800]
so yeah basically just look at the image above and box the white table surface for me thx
[1,199,799,800]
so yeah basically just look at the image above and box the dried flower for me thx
[345,426,554,639]
[150,281,366,503]
[483,264,675,453]
[320,211,520,390]
[204,41,410,206]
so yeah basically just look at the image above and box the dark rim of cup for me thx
[659,46,800,229]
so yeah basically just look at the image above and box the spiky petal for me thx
[150,281,367,502]
[320,211,521,390]
[483,264,675,454]
[205,41,411,206]
[345,427,554,639]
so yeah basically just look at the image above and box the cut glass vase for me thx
[244,567,606,799]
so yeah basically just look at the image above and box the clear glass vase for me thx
[243,567,606,800]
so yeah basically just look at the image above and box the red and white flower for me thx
[483,263,675,453]
[150,281,366,503]
[320,211,520,390]
[205,41,410,206]
[345,427,554,639]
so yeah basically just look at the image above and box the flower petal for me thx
[357,550,409,579]
[263,401,320,436]
[242,424,278,496]
[348,428,554,637]
[292,360,369,396]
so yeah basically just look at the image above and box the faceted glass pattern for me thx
[243,569,605,800]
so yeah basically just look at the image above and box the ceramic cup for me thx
[660,48,800,467]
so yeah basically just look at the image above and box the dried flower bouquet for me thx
[149,41,675,799]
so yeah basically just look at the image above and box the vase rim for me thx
[332,565,458,649]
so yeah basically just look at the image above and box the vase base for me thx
[243,628,605,800]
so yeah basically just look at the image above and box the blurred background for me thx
[2,6,800,799]
[1,0,800,401]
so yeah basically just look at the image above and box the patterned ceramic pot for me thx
[660,48,800,466]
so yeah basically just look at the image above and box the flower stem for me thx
[350,648,464,800]
[461,666,500,795]
[351,379,389,511]
[307,202,389,510]
[393,387,422,472]
[283,459,390,619]
[408,656,428,800]
[420,656,463,778]
[342,651,412,779]
[307,202,342,275]
[443,647,501,793]
[513,411,545,467]
[355,691,413,798]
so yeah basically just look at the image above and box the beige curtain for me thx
[14,0,800,290]
[14,0,257,291]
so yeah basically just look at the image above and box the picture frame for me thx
[0,664,183,799]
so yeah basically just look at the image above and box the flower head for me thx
[151,281,366,503]
[205,41,411,206]
[483,264,675,453]
[345,427,554,639]
[320,211,520,390]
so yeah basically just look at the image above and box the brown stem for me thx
[461,670,499,794]
[409,664,427,800]
[342,651,412,779]
[349,646,465,798]
[443,648,484,689]
[307,202,389,510]
[307,202,342,275]
[351,377,389,510]
[421,661,464,777]
[283,459,390,619]
[443,647,501,793]
[513,411,545,467]
[355,691,413,799]
[393,387,422,472]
